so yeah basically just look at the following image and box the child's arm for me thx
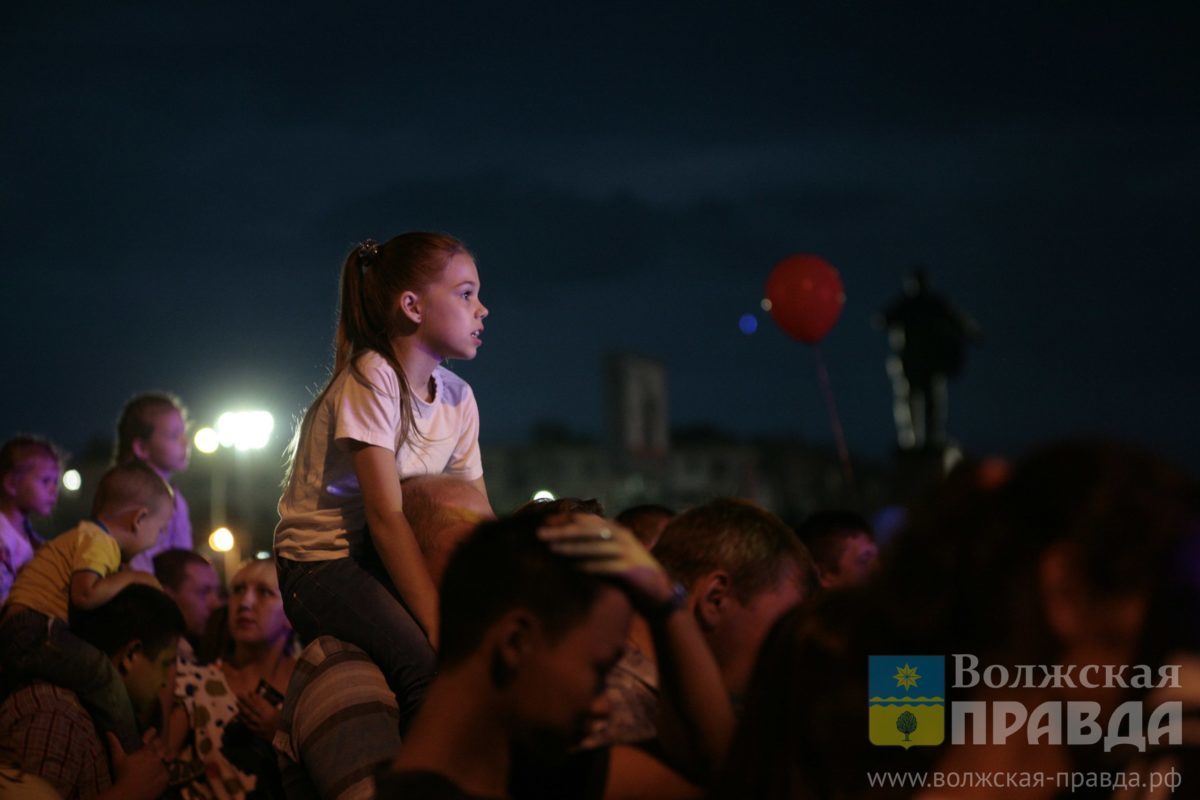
[352,443,440,647]
[70,569,161,610]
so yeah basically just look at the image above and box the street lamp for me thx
[208,525,238,584]
[61,470,82,492]
[216,411,274,451]
[196,409,276,582]
[209,527,234,552]
[193,427,219,454]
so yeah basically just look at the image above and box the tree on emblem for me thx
[897,711,918,742]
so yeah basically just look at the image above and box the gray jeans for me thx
[276,540,436,732]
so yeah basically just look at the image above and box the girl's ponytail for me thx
[284,233,470,487]
[335,240,382,374]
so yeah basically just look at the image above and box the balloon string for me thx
[813,345,855,487]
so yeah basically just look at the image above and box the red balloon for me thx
[764,254,846,344]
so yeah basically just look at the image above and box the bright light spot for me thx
[531,489,556,501]
[738,313,758,335]
[760,298,773,312]
[62,470,82,492]
[943,445,963,473]
[209,527,235,552]
[255,551,271,560]
[216,410,275,451]
[194,427,220,454]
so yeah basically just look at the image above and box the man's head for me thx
[154,548,222,639]
[615,504,674,550]
[438,510,632,750]
[400,475,496,585]
[796,510,878,590]
[653,498,816,697]
[70,584,185,720]
[91,461,174,559]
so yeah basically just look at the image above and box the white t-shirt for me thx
[0,513,37,605]
[275,351,483,562]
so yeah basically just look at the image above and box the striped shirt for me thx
[274,636,402,800]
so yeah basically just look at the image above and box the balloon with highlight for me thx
[764,254,846,344]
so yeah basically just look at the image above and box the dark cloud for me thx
[2,0,1198,471]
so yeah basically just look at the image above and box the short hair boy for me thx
[0,460,173,753]
[0,584,184,800]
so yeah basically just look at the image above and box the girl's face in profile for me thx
[229,561,291,646]
[412,253,488,362]
[141,408,190,474]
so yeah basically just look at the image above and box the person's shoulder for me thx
[433,367,475,405]
[3,681,90,721]
[291,636,392,704]
[46,521,102,551]
[0,512,20,538]
[297,634,369,667]
[376,768,502,800]
[72,521,119,552]
[340,350,400,397]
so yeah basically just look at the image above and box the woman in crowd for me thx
[168,557,297,799]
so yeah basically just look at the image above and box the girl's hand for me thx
[537,513,676,613]
[235,690,281,741]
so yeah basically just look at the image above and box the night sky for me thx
[4,1,1199,472]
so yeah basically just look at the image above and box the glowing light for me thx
[531,489,556,501]
[760,298,773,312]
[738,313,758,335]
[216,410,275,451]
[62,470,82,492]
[943,445,963,473]
[209,527,235,552]
[255,551,271,560]
[193,427,220,454]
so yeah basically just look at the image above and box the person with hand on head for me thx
[380,508,732,800]
[582,498,815,770]
[166,556,296,799]
[0,583,183,800]
[276,232,491,729]
[0,460,172,754]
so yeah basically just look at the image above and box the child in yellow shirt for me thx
[0,460,174,753]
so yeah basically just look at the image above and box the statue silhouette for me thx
[877,267,979,451]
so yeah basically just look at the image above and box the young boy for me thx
[0,460,173,754]
[0,435,62,605]
[114,393,193,574]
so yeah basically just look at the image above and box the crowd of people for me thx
[1,233,1196,800]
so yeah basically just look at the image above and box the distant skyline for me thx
[3,1,1198,472]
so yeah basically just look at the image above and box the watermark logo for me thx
[869,655,945,748]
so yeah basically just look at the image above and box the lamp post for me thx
[193,410,274,584]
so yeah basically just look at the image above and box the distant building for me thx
[482,353,889,520]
